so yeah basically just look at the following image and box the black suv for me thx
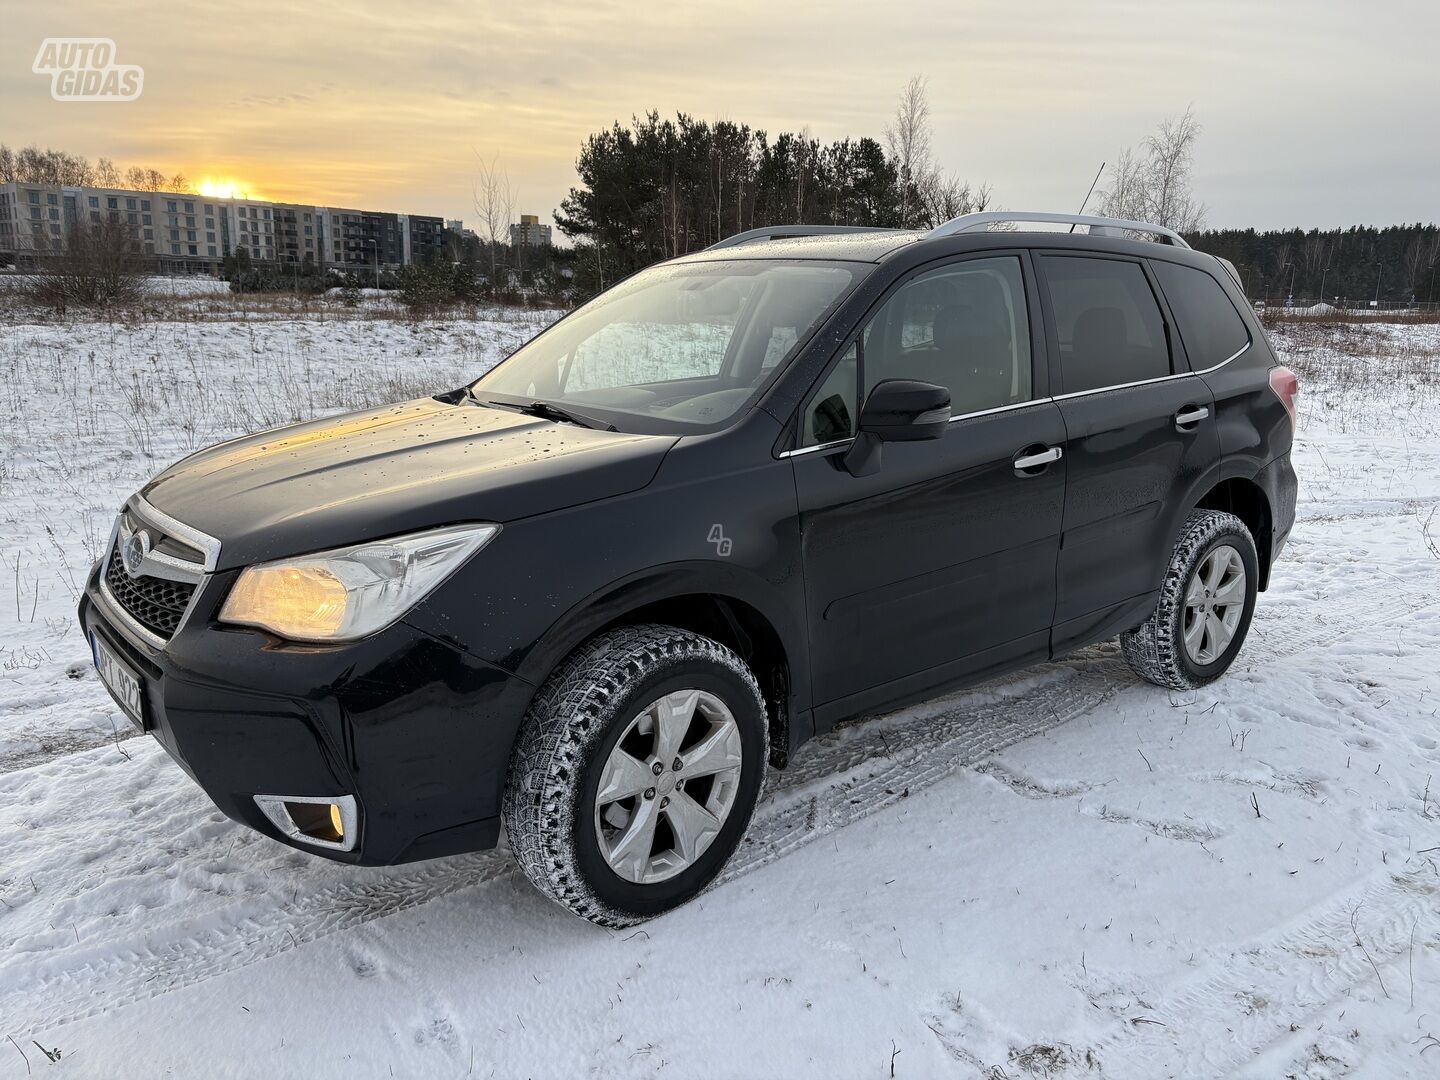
[81,212,1298,926]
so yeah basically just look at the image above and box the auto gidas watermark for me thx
[33,38,143,102]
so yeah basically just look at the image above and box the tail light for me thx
[1269,366,1299,427]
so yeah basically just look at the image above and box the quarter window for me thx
[802,343,858,445]
[1151,260,1250,369]
[1042,256,1171,393]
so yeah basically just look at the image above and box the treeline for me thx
[0,143,193,194]
[557,109,988,292]
[1188,225,1440,304]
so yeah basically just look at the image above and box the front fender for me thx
[403,424,809,729]
[510,559,812,711]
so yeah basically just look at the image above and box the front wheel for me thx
[1121,509,1259,691]
[504,624,768,926]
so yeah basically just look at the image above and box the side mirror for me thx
[842,379,951,477]
[858,379,951,441]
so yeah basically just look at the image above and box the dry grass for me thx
[0,275,565,326]
[1266,321,1440,436]
[1260,306,1440,329]
[0,307,557,627]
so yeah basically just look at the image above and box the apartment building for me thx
[320,207,369,271]
[509,213,552,248]
[403,214,445,264]
[0,181,234,272]
[364,211,404,268]
[0,180,456,274]
[271,202,326,266]
[154,191,230,270]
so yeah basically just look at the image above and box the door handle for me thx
[1174,405,1210,429]
[1013,446,1062,472]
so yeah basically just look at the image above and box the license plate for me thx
[93,634,146,730]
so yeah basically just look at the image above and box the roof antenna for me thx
[1070,161,1105,232]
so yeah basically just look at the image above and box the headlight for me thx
[219,523,499,642]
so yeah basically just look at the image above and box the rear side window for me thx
[1151,260,1250,369]
[1041,256,1171,394]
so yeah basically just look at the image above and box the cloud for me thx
[3,0,1437,228]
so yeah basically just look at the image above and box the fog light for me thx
[253,793,358,852]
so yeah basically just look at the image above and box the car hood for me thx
[141,398,676,570]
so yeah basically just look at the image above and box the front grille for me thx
[104,538,198,639]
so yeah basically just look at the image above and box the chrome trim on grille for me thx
[140,546,205,582]
[98,495,221,651]
[130,493,221,572]
[116,512,205,584]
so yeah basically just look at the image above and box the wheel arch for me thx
[1191,475,1274,589]
[512,564,808,769]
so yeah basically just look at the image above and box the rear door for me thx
[790,253,1066,725]
[1036,253,1220,653]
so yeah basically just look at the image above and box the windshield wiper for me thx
[483,397,616,432]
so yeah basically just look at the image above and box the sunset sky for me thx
[3,0,1435,232]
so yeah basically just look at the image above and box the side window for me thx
[861,256,1032,415]
[1151,260,1250,369]
[801,343,858,446]
[1042,256,1171,393]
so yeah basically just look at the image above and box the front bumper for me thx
[81,563,534,865]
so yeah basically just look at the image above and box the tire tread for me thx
[503,624,765,927]
[1121,509,1256,691]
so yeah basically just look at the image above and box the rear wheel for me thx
[1121,510,1258,691]
[504,624,767,926]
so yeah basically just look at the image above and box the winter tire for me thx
[1121,509,1259,691]
[503,624,768,926]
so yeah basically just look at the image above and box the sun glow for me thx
[196,176,259,200]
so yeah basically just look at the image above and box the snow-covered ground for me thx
[1,311,1438,1078]
[0,273,229,299]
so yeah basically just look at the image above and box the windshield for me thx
[472,259,863,434]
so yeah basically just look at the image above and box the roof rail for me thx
[706,225,904,251]
[926,211,1190,249]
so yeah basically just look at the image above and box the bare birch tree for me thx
[1097,107,1207,232]
[473,151,515,285]
[885,75,993,228]
[885,75,932,227]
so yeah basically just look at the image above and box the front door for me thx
[789,253,1066,726]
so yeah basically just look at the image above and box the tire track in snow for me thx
[0,725,140,778]
[1095,866,1439,1080]
[1,571,1433,1039]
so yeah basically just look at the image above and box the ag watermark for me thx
[707,525,733,557]
[33,38,143,102]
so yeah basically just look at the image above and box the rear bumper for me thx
[1259,451,1298,576]
[80,564,534,865]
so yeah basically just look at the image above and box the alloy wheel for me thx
[1182,543,1247,665]
[593,689,744,885]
